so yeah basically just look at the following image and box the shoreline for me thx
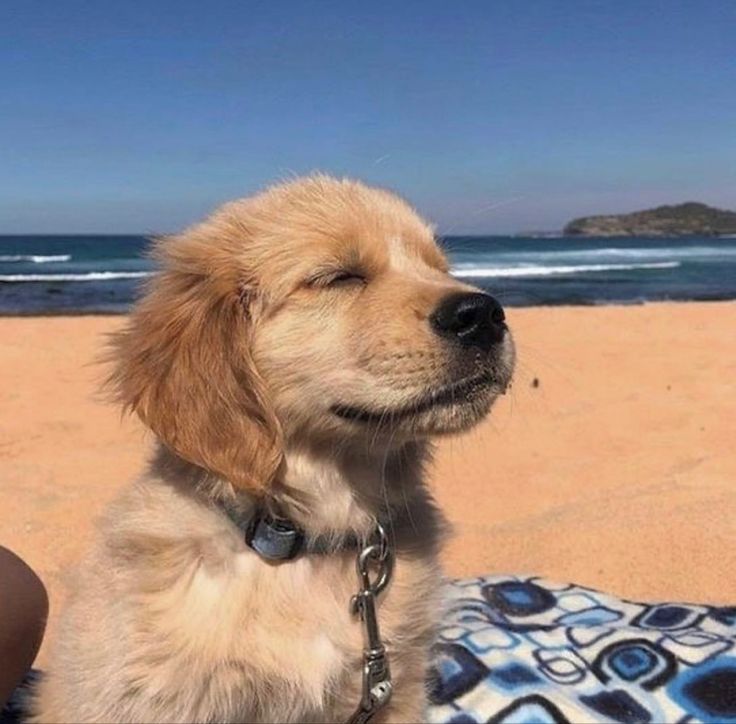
[2,301,735,664]
[3,294,736,317]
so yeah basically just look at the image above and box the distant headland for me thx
[563,202,736,237]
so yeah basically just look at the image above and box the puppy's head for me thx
[111,175,514,493]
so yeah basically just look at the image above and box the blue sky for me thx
[1,1,734,234]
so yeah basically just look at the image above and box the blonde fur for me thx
[33,175,514,723]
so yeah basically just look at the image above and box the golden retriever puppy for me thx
[33,175,514,723]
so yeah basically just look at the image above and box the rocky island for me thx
[564,202,736,237]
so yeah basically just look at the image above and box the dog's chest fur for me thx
[34,457,445,724]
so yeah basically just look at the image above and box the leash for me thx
[346,522,394,724]
[229,505,395,723]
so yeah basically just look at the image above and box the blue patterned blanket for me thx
[4,576,736,723]
[428,576,736,724]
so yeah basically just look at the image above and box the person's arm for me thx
[0,546,48,707]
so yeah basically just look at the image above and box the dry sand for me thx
[2,302,735,664]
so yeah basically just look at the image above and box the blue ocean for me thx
[1,234,736,314]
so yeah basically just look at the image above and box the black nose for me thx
[430,292,506,350]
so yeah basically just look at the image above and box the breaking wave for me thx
[451,261,681,278]
[0,271,154,283]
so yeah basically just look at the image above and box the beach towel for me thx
[428,575,736,723]
[4,576,736,723]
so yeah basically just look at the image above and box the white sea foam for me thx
[0,271,154,283]
[451,261,681,278]
[466,246,736,262]
[0,254,72,263]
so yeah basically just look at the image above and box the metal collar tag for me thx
[245,513,305,561]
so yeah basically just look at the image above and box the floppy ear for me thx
[107,237,283,495]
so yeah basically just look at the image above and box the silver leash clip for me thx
[346,523,394,724]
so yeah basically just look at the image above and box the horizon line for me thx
[0,230,559,238]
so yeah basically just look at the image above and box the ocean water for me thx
[1,234,736,314]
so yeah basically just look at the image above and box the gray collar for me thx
[219,501,375,561]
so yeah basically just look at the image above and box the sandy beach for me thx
[2,301,735,664]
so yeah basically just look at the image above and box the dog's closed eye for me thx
[307,269,367,289]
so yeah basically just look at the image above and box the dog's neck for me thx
[273,437,431,538]
[152,438,444,551]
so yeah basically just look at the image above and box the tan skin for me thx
[0,547,48,708]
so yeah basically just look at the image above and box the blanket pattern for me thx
[4,577,736,723]
[427,576,736,724]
